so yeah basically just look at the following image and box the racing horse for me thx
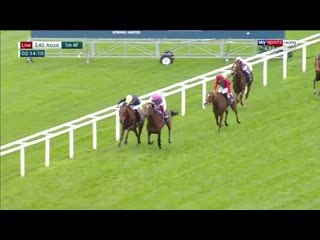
[313,54,320,96]
[231,60,253,106]
[143,102,178,149]
[204,91,240,133]
[117,102,144,148]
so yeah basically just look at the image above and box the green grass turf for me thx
[1,30,320,209]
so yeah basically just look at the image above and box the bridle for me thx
[144,103,154,118]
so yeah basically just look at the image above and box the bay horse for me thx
[117,102,144,148]
[313,54,320,96]
[204,91,240,133]
[231,61,253,107]
[143,103,178,149]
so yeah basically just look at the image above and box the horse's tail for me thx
[170,110,179,117]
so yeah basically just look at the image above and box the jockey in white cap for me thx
[234,57,253,83]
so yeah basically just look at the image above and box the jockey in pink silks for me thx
[149,92,169,122]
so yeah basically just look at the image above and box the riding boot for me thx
[135,109,143,125]
[163,110,169,123]
[228,94,234,106]
[244,71,250,83]
[247,72,253,83]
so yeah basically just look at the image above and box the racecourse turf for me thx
[1,30,319,209]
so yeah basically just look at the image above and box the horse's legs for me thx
[147,131,154,145]
[166,120,172,144]
[218,113,223,133]
[215,114,219,126]
[137,122,144,144]
[157,132,162,149]
[118,128,125,148]
[231,103,241,124]
[313,78,317,94]
[244,82,252,106]
[241,86,247,107]
[224,110,229,126]
[132,128,140,146]
[124,130,130,145]
[238,90,243,106]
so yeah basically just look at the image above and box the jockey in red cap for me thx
[150,92,169,122]
[213,75,234,106]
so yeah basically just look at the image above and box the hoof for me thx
[148,141,154,145]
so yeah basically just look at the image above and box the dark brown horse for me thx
[231,61,253,107]
[313,54,320,96]
[204,91,240,133]
[117,102,144,148]
[143,103,178,149]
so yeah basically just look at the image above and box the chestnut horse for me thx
[313,54,320,96]
[231,61,253,106]
[204,91,240,133]
[117,102,144,148]
[143,103,178,149]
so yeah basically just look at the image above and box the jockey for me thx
[118,94,143,125]
[234,57,253,83]
[149,92,169,122]
[213,74,234,106]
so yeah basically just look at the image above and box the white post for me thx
[69,130,74,159]
[202,82,206,109]
[92,121,97,150]
[302,46,306,72]
[116,109,120,141]
[181,88,186,116]
[45,139,50,167]
[263,59,268,86]
[283,48,287,79]
[20,147,25,177]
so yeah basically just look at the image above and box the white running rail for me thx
[1,33,319,176]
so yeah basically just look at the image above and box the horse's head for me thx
[204,91,215,107]
[118,102,129,124]
[143,102,154,118]
[232,61,242,75]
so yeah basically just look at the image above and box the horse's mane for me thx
[118,102,135,120]
[144,102,159,115]
[117,101,127,108]
[232,62,246,85]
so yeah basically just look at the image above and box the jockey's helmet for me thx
[125,94,133,104]
[151,94,161,101]
[216,75,224,82]
[151,94,162,105]
[235,57,242,62]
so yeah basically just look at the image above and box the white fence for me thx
[1,33,319,176]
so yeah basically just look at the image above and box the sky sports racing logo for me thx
[257,40,297,47]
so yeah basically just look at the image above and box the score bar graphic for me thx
[19,41,83,49]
